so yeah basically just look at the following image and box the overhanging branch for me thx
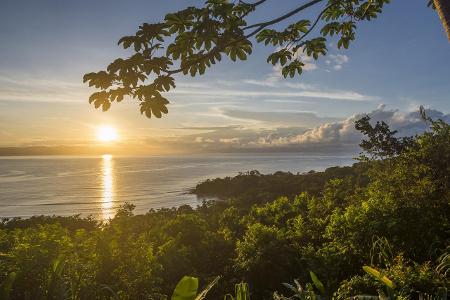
[166,0,327,76]
[243,0,325,31]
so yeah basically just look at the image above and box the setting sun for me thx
[96,126,118,142]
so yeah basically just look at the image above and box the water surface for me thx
[0,154,355,219]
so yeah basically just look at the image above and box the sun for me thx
[96,126,118,142]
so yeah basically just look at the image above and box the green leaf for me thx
[235,282,250,300]
[363,266,396,289]
[309,271,325,295]
[171,276,199,300]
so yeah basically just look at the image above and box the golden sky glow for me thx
[0,1,448,154]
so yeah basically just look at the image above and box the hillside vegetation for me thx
[0,116,448,299]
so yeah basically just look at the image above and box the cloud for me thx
[194,137,215,143]
[173,83,377,102]
[243,71,314,89]
[173,126,310,152]
[325,54,350,71]
[248,47,317,87]
[9,105,445,154]
[0,65,374,105]
[0,73,87,103]
[287,46,318,71]
[243,47,350,89]
[221,109,341,127]
[266,48,349,78]
[255,105,450,147]
[170,106,449,153]
[176,126,241,131]
[219,137,240,144]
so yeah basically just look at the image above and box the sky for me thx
[0,0,449,154]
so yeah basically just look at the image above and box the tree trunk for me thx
[434,0,450,41]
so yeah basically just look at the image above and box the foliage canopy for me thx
[83,0,395,118]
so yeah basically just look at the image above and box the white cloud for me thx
[221,109,341,127]
[194,136,215,143]
[290,46,318,71]
[219,137,240,144]
[273,47,317,76]
[255,105,449,146]
[243,47,319,88]
[175,81,377,102]
[173,87,375,101]
[328,54,349,71]
[330,54,350,65]
[243,79,277,87]
[284,82,315,89]
[150,106,448,153]
[0,73,87,103]
[267,48,348,75]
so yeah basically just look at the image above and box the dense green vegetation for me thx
[194,164,369,204]
[0,115,448,299]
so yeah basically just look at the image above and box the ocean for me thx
[0,154,355,220]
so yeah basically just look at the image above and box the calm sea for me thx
[0,154,355,220]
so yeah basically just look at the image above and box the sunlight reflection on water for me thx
[101,154,114,220]
[0,154,355,218]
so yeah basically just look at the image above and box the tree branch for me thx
[239,0,268,8]
[242,0,325,31]
[291,3,335,45]
[238,0,269,19]
[165,0,326,76]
